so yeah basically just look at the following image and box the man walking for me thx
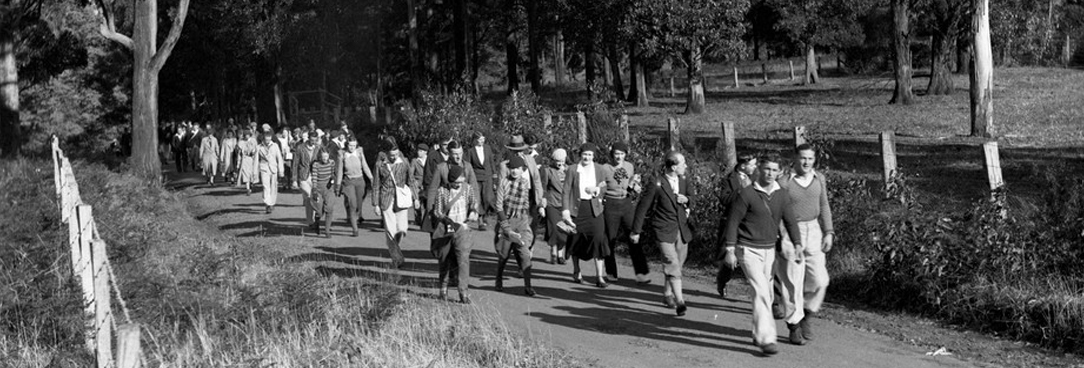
[494,155,537,297]
[200,128,220,185]
[722,153,803,356]
[309,149,337,237]
[716,153,758,298]
[293,131,322,231]
[775,144,834,345]
[631,151,695,316]
[498,134,546,247]
[430,165,478,303]
[256,132,285,214]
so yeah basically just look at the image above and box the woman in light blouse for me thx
[560,143,613,288]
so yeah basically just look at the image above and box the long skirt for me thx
[239,156,257,184]
[568,200,610,260]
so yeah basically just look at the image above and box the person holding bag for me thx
[430,165,478,303]
[371,138,415,269]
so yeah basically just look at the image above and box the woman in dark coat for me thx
[560,143,613,287]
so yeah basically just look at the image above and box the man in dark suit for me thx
[630,151,695,317]
[716,153,758,298]
[465,131,497,229]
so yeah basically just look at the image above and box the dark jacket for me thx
[631,174,696,244]
[724,183,802,249]
[422,149,447,194]
[560,163,611,218]
[292,143,323,182]
[465,144,497,182]
[425,160,479,213]
[540,165,567,209]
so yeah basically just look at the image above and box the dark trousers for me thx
[173,150,188,172]
[603,197,648,276]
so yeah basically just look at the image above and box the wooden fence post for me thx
[793,126,807,147]
[117,323,142,368]
[543,113,552,130]
[761,63,768,83]
[619,114,630,142]
[983,141,1004,191]
[667,117,681,151]
[577,111,587,144]
[719,121,737,172]
[369,106,377,125]
[384,107,392,125]
[92,239,113,368]
[789,60,795,80]
[880,131,898,197]
[76,205,96,352]
[669,77,675,97]
[733,67,739,88]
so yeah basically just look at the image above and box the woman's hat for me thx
[578,142,599,154]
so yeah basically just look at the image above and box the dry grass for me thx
[628,67,1084,148]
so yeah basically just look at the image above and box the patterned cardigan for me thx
[372,156,413,211]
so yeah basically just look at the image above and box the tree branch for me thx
[95,0,133,50]
[151,0,191,73]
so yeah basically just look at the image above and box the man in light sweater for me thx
[775,143,834,346]
[723,152,802,356]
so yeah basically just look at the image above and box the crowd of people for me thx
[158,119,835,356]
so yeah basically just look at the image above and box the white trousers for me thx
[739,245,776,346]
[776,220,830,324]
[261,170,279,206]
[299,177,314,223]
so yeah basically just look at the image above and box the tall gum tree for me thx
[94,0,190,182]
[923,0,969,95]
[970,0,993,137]
[889,0,914,104]
[0,0,44,158]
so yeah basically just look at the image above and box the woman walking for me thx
[237,130,258,195]
[540,148,569,264]
[372,138,415,269]
[561,143,613,288]
[219,130,238,183]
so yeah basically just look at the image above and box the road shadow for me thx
[526,285,763,356]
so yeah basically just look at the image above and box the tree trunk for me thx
[607,43,624,97]
[753,30,761,61]
[454,0,468,85]
[956,35,971,74]
[803,43,819,85]
[928,33,955,95]
[684,46,705,114]
[407,0,421,104]
[585,42,596,94]
[554,30,566,86]
[626,43,650,106]
[131,0,162,179]
[890,0,915,105]
[970,0,994,137]
[1064,34,1072,65]
[0,30,20,158]
[273,63,286,126]
[505,27,519,94]
[527,0,541,93]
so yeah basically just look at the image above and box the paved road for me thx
[172,171,984,368]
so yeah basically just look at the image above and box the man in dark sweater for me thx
[723,153,802,356]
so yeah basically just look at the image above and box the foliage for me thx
[631,0,750,59]
[768,0,871,50]
[395,89,491,152]
[20,70,106,154]
[494,89,556,152]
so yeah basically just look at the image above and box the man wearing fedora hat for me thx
[498,134,546,243]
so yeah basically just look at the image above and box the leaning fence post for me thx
[369,106,377,125]
[116,323,142,368]
[880,131,898,197]
[577,111,587,144]
[667,117,681,151]
[669,77,676,97]
[983,141,1004,191]
[789,60,796,80]
[719,121,737,172]
[793,126,807,147]
[92,239,113,368]
[761,63,769,83]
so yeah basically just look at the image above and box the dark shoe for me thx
[438,288,448,301]
[352,230,359,237]
[596,281,609,289]
[246,188,252,196]
[788,323,806,345]
[676,303,687,317]
[772,303,785,320]
[572,273,583,284]
[495,280,504,292]
[663,295,676,308]
[760,343,779,355]
[800,310,814,341]
[324,232,331,239]
[557,257,567,265]
[524,287,536,297]
[718,284,728,298]
[459,294,472,304]
[605,273,619,283]
[265,206,272,214]
[477,222,487,231]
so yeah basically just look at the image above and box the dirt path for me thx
[172,171,986,368]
